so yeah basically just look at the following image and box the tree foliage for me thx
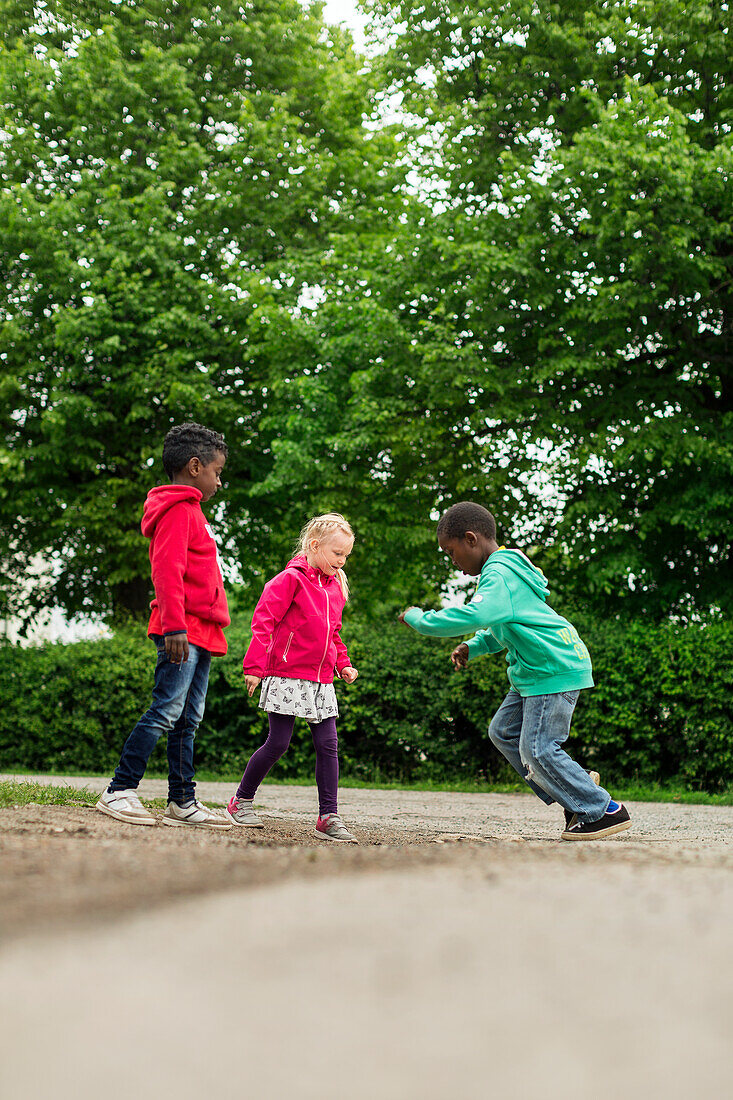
[1,0,730,628]
[0,0,409,622]
[363,0,733,617]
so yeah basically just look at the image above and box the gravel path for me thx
[6,770,733,843]
[1,774,732,1099]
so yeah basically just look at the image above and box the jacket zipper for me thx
[282,632,294,661]
[316,575,330,680]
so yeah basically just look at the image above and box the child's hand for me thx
[165,632,189,663]
[244,674,262,697]
[450,643,469,670]
[397,607,419,624]
[340,666,358,684]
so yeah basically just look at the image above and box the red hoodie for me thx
[142,485,230,656]
[243,554,350,682]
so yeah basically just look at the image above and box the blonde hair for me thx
[298,512,354,599]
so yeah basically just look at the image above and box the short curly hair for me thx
[162,422,228,479]
[436,502,497,541]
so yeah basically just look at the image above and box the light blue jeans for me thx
[489,690,610,823]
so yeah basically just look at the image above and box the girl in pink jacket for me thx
[226,513,360,841]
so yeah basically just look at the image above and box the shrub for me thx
[0,614,730,788]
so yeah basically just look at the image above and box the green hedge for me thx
[0,615,731,789]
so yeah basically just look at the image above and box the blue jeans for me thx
[488,690,610,823]
[109,636,211,805]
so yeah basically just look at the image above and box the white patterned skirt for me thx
[258,676,339,722]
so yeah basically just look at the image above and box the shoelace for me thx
[194,800,226,820]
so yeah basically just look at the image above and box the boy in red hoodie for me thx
[96,423,232,829]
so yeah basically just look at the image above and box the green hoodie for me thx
[403,549,593,697]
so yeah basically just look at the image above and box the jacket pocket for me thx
[282,632,294,661]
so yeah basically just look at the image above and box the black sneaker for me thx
[562,803,631,841]
[563,770,601,830]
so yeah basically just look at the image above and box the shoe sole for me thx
[561,818,632,841]
[95,800,156,826]
[161,817,232,830]
[315,829,358,843]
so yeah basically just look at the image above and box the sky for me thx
[321,0,370,50]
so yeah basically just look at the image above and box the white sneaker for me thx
[95,788,156,826]
[162,799,233,830]
[226,795,264,828]
[315,813,357,843]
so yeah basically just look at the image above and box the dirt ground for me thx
[2,773,733,942]
[1,775,733,1099]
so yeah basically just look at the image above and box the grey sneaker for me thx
[563,770,601,831]
[315,813,357,843]
[226,795,264,828]
[95,787,156,826]
[162,799,232,830]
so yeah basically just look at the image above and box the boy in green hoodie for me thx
[400,502,631,840]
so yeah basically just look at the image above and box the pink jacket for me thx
[243,555,350,683]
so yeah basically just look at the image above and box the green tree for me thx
[362,0,733,618]
[242,203,543,609]
[3,0,730,628]
[0,0,404,624]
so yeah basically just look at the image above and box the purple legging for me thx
[236,712,339,816]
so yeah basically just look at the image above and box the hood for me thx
[285,554,337,585]
[141,484,202,538]
[286,554,310,573]
[486,548,549,602]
